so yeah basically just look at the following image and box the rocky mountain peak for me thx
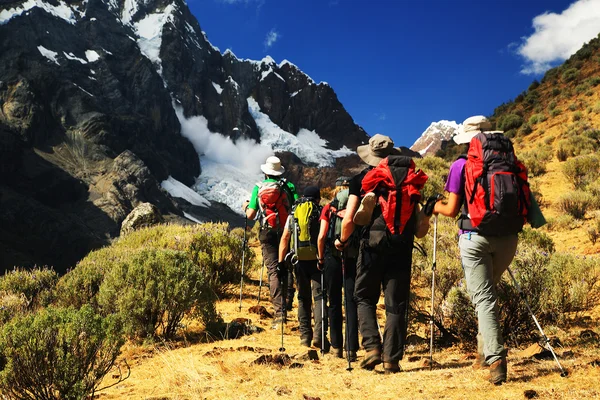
[410,120,461,156]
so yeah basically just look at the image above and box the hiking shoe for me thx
[383,361,401,374]
[300,337,312,347]
[472,353,488,370]
[348,350,357,362]
[332,347,344,358]
[353,192,376,226]
[360,349,382,370]
[488,358,507,385]
[313,337,331,353]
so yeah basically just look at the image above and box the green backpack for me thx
[290,198,321,261]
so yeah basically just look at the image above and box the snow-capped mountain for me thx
[410,120,461,156]
[0,0,369,271]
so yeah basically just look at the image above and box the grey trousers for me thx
[458,232,518,364]
[294,260,327,342]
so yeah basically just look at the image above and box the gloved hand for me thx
[276,261,287,276]
[423,194,443,217]
[317,258,325,271]
[242,200,250,212]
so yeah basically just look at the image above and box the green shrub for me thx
[0,305,124,400]
[528,80,540,91]
[548,100,557,111]
[445,287,477,345]
[588,76,600,86]
[562,154,600,189]
[550,108,562,118]
[546,214,582,231]
[497,114,524,131]
[575,83,589,94]
[528,113,546,125]
[544,135,555,145]
[525,90,540,106]
[415,156,450,199]
[97,249,217,340]
[520,123,533,136]
[0,267,57,313]
[556,190,594,219]
[542,253,600,322]
[569,103,578,111]
[587,217,600,245]
[573,111,583,121]
[562,68,580,83]
[551,87,561,96]
[519,227,555,253]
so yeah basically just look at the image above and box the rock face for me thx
[120,202,164,236]
[0,0,369,272]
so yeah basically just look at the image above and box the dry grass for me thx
[98,265,600,400]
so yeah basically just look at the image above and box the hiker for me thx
[278,186,329,351]
[244,156,298,326]
[335,134,431,373]
[317,177,359,360]
[432,115,531,385]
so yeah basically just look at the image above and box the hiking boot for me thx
[353,192,376,226]
[360,349,382,370]
[348,350,357,362]
[332,347,344,358]
[383,361,401,374]
[472,353,488,370]
[488,358,507,385]
[313,337,331,353]
[300,337,312,347]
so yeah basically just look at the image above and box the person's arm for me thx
[414,204,431,239]
[278,225,291,262]
[433,192,462,218]
[245,185,259,220]
[317,219,329,262]
[335,194,359,250]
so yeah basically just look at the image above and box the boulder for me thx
[120,203,164,236]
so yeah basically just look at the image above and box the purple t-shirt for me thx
[445,158,468,234]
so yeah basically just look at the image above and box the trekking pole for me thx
[257,259,265,304]
[507,267,568,377]
[238,214,248,312]
[342,252,353,371]
[321,267,326,356]
[429,215,438,370]
[279,260,289,353]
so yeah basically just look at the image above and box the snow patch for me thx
[37,46,60,65]
[73,83,93,97]
[121,0,138,25]
[247,97,353,167]
[1,0,77,26]
[161,176,210,208]
[90,17,97,21]
[102,48,113,56]
[63,52,87,64]
[212,81,223,95]
[85,50,100,62]
[183,212,203,224]
[133,4,176,76]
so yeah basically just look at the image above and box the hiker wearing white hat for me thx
[244,156,299,326]
[432,115,531,385]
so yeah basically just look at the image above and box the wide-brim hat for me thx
[357,134,403,167]
[453,115,493,144]
[260,156,285,176]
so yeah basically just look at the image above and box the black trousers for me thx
[259,229,295,318]
[355,240,413,363]
[324,253,359,352]
[294,259,327,341]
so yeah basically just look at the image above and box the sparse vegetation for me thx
[556,190,594,219]
[562,154,600,189]
[562,68,580,83]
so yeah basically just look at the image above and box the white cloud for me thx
[264,28,279,48]
[518,0,600,75]
[376,112,387,121]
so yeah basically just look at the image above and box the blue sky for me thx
[187,0,600,147]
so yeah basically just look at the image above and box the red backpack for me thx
[257,180,290,230]
[460,132,531,235]
[361,156,428,248]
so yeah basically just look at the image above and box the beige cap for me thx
[356,134,402,167]
[260,156,285,176]
[453,115,493,144]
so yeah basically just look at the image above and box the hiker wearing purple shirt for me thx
[433,116,518,385]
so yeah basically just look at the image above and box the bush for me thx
[0,305,124,400]
[520,123,533,136]
[498,114,524,131]
[528,113,546,125]
[542,253,600,322]
[587,217,600,245]
[573,111,583,121]
[550,108,562,118]
[562,68,580,83]
[528,80,540,91]
[97,249,217,340]
[569,103,578,111]
[0,267,57,313]
[588,76,600,87]
[562,154,600,189]
[415,156,450,199]
[445,287,477,344]
[546,214,582,231]
[556,190,594,219]
[551,87,561,96]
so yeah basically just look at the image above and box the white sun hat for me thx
[260,156,285,176]
[453,115,493,144]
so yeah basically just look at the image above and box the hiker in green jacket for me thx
[243,156,298,326]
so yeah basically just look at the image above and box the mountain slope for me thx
[0,0,369,271]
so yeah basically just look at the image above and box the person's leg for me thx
[311,261,329,351]
[381,246,412,369]
[459,233,505,365]
[325,254,343,351]
[287,268,295,311]
[295,260,313,344]
[344,256,360,353]
[355,242,384,368]
[490,235,519,285]
[261,230,283,318]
